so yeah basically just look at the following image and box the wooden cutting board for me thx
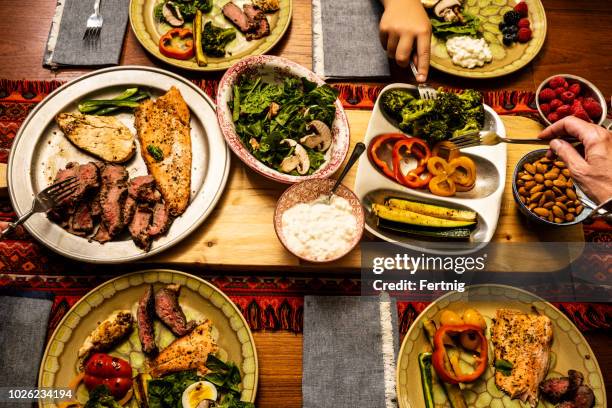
[0,114,584,272]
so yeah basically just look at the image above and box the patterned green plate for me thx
[397,285,606,408]
[129,0,292,71]
[430,0,547,78]
[38,270,258,407]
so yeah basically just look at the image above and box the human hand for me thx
[379,0,431,82]
[538,116,612,204]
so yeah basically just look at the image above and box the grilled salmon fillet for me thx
[491,309,553,407]
[56,113,136,163]
[150,320,217,377]
[134,87,191,216]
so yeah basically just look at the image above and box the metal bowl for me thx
[512,149,590,227]
[536,74,608,126]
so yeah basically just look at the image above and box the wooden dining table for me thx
[0,0,610,406]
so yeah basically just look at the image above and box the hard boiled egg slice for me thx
[181,381,218,408]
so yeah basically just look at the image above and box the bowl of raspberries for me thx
[536,74,607,126]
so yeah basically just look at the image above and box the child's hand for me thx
[379,0,432,82]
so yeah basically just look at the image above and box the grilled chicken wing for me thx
[134,87,191,217]
[491,309,553,408]
[77,310,133,368]
[56,113,136,163]
[150,320,218,377]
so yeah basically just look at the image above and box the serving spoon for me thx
[323,142,365,203]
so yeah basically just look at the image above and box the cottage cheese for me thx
[445,36,492,69]
[281,195,357,262]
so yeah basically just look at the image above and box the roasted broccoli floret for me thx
[398,99,435,132]
[418,119,450,142]
[452,117,481,138]
[202,22,236,57]
[381,89,415,119]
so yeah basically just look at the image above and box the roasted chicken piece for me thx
[150,320,218,377]
[77,310,133,368]
[56,113,135,163]
[491,309,554,408]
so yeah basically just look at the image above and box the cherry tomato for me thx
[85,353,132,378]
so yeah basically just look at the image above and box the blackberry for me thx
[503,10,521,25]
[498,22,507,31]
[502,34,514,46]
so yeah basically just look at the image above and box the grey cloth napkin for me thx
[302,295,399,408]
[0,293,53,392]
[43,0,130,68]
[312,0,390,78]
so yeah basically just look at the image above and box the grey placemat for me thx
[312,0,390,79]
[303,295,399,408]
[0,293,53,392]
[43,0,130,68]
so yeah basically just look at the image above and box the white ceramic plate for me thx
[8,66,230,263]
[354,83,507,254]
[216,55,350,184]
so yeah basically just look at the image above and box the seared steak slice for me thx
[137,285,157,355]
[243,3,264,20]
[71,202,94,235]
[129,175,161,203]
[98,164,129,238]
[572,385,595,408]
[129,205,152,250]
[540,377,570,403]
[223,2,255,32]
[246,16,270,40]
[49,161,100,217]
[91,222,111,244]
[123,196,137,225]
[154,284,196,337]
[148,203,171,237]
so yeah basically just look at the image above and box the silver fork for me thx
[409,61,437,100]
[0,177,79,239]
[445,130,580,150]
[83,0,103,43]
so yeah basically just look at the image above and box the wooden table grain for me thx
[0,1,610,407]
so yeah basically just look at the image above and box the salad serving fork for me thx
[0,177,78,239]
[445,130,580,150]
[83,0,104,43]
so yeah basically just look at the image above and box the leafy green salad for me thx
[230,76,338,175]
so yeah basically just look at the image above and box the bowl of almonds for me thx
[513,149,588,226]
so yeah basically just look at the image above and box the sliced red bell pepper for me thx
[159,28,195,60]
[432,324,488,384]
[392,137,432,188]
[368,133,408,179]
[83,353,133,400]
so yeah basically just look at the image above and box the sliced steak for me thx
[97,164,129,239]
[129,205,152,250]
[246,16,270,40]
[137,285,157,355]
[71,202,94,235]
[243,3,264,21]
[223,2,254,32]
[572,385,595,408]
[128,175,161,203]
[91,222,111,243]
[154,284,197,337]
[123,196,137,225]
[148,203,171,237]
[48,161,100,221]
[567,370,584,396]
[540,377,571,403]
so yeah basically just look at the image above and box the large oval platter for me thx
[38,269,258,407]
[354,83,506,255]
[430,0,547,78]
[396,285,606,408]
[8,66,230,263]
[129,0,292,71]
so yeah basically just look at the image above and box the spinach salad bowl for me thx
[216,55,350,184]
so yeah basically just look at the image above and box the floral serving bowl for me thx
[216,55,350,184]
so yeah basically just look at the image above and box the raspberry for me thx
[514,2,529,17]
[555,87,565,96]
[550,99,563,111]
[556,105,571,118]
[518,18,530,29]
[569,83,581,95]
[560,91,575,104]
[547,112,560,123]
[540,103,551,115]
[517,28,532,43]
[549,76,567,89]
[573,109,592,122]
[570,99,583,114]
[538,88,556,102]
[583,99,603,120]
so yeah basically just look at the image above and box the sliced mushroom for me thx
[434,0,462,22]
[300,120,332,152]
[279,139,310,175]
[163,2,184,27]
